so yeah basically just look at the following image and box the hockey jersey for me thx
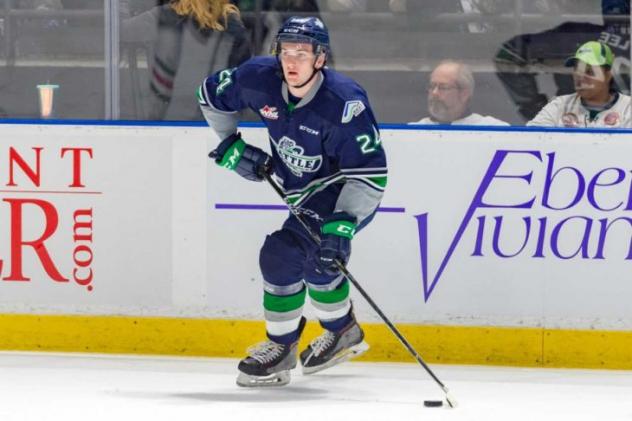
[527,92,632,128]
[198,56,387,224]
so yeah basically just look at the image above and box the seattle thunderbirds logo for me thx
[271,136,322,177]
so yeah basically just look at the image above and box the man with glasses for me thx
[528,41,631,127]
[410,60,509,126]
[198,16,387,387]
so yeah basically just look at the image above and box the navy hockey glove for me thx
[209,132,271,181]
[318,212,357,276]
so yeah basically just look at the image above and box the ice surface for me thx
[1,352,631,421]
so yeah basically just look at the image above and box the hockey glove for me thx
[209,132,271,182]
[318,212,357,276]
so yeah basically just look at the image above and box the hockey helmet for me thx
[271,16,330,57]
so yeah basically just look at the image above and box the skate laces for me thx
[246,340,285,363]
[309,331,336,357]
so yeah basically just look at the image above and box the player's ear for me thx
[315,53,326,70]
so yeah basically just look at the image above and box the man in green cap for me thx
[527,40,631,128]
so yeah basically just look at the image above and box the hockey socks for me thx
[308,278,352,331]
[264,286,306,344]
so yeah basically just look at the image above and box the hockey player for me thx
[528,41,631,128]
[198,16,387,387]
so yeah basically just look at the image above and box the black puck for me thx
[423,400,443,407]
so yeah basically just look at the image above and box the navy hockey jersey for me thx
[198,56,387,224]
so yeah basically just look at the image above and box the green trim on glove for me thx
[217,138,246,170]
[321,219,356,239]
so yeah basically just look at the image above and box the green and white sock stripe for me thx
[263,287,306,337]
[263,280,305,296]
[264,288,306,313]
[322,219,356,239]
[217,138,245,170]
[306,273,346,293]
[308,279,351,322]
[265,308,304,337]
[308,278,349,303]
[311,298,351,322]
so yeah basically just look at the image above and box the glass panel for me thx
[1,0,627,125]
[492,0,630,127]
[229,0,630,128]
[0,0,105,119]
[308,0,628,127]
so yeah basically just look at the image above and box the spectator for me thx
[495,0,630,122]
[528,40,631,128]
[121,0,252,120]
[410,60,509,125]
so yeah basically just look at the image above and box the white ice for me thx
[1,351,631,421]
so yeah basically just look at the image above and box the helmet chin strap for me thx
[290,66,320,89]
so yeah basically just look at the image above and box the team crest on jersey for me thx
[604,112,619,126]
[341,100,366,124]
[562,113,579,127]
[260,105,279,120]
[271,136,322,177]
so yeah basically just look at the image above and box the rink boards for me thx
[0,122,631,369]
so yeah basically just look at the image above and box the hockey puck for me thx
[423,400,443,408]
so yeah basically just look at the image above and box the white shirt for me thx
[409,113,510,126]
[527,93,632,128]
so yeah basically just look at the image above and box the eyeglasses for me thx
[427,83,461,93]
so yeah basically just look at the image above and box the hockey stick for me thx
[263,171,458,408]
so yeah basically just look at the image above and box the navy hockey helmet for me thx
[271,16,330,56]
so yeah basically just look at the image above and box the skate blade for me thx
[302,341,370,375]
[236,370,291,388]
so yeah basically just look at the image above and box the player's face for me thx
[573,62,612,102]
[279,42,325,87]
[427,66,471,123]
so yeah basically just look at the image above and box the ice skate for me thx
[300,317,369,375]
[236,318,305,387]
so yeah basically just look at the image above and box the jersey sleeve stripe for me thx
[343,175,387,192]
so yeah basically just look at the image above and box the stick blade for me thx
[445,392,458,408]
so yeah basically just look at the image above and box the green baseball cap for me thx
[565,41,614,68]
